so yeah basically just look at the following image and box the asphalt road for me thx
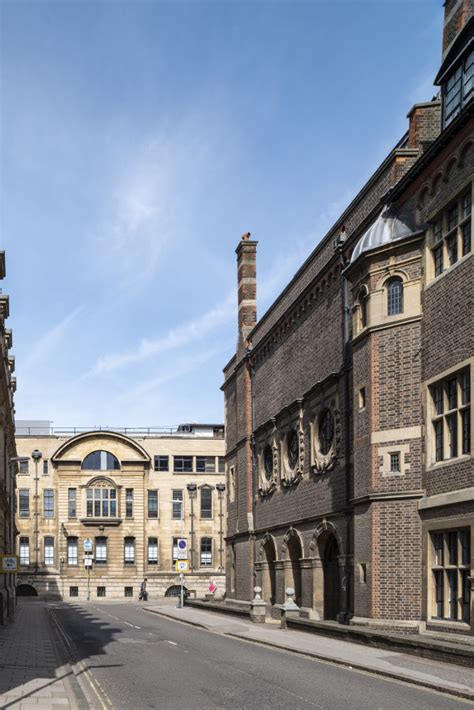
[52,601,470,710]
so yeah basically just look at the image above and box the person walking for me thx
[139,577,148,601]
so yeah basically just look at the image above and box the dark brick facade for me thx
[223,3,473,633]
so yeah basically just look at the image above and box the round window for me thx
[286,429,299,470]
[318,409,334,455]
[263,445,273,479]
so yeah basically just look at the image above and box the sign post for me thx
[176,539,188,608]
[84,539,93,601]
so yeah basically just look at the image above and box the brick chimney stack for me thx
[236,232,258,354]
[442,0,473,60]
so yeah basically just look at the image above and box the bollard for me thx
[250,586,267,623]
[280,586,299,629]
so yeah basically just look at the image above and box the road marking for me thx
[133,624,141,629]
[166,640,177,646]
[123,621,134,627]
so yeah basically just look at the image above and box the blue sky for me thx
[1,0,442,428]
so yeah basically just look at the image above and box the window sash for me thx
[430,530,471,622]
[95,537,107,563]
[173,456,193,472]
[148,537,158,564]
[68,488,77,518]
[154,455,169,471]
[19,538,29,565]
[43,489,54,518]
[196,456,216,473]
[19,489,30,517]
[124,538,135,564]
[200,538,213,567]
[125,489,133,518]
[172,490,183,519]
[67,538,78,565]
[86,488,117,517]
[44,537,54,565]
[200,488,213,518]
[148,490,158,518]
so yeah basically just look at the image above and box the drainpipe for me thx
[337,232,353,623]
[248,350,257,593]
[216,483,225,572]
[31,449,42,575]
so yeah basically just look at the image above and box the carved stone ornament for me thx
[281,407,305,487]
[258,437,278,496]
[312,406,340,474]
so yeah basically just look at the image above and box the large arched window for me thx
[82,451,120,471]
[386,277,404,316]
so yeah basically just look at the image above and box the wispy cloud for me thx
[21,307,83,375]
[84,293,235,377]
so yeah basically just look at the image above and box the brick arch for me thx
[443,155,457,183]
[258,532,278,561]
[376,268,409,290]
[430,171,443,197]
[281,526,304,559]
[458,139,473,168]
[309,519,344,560]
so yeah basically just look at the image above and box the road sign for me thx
[176,538,188,560]
[176,560,189,573]
[1,556,18,573]
[83,538,93,553]
[84,557,93,568]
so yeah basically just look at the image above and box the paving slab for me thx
[0,601,80,709]
[145,603,474,700]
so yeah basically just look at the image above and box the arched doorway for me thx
[323,536,340,620]
[16,584,38,597]
[261,538,276,605]
[286,533,302,606]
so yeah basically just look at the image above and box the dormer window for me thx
[443,49,474,127]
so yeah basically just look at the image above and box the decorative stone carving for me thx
[311,404,340,475]
[258,423,278,496]
[281,402,304,487]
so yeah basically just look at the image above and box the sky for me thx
[1,0,443,429]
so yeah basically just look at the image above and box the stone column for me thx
[254,560,263,591]
[274,560,286,605]
[312,557,324,619]
[299,558,314,610]
[337,554,350,624]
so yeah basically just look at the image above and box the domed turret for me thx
[350,205,415,264]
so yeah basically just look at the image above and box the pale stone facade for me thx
[15,423,226,600]
[0,252,18,623]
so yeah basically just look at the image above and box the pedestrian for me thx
[208,579,217,596]
[139,577,148,602]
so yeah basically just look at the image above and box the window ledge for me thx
[425,251,472,289]
[80,517,123,527]
[427,618,471,632]
[426,455,471,472]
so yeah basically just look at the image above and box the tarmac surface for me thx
[1,599,473,709]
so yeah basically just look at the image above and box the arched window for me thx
[82,451,120,471]
[386,277,404,316]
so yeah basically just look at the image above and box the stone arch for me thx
[310,519,344,559]
[281,527,303,606]
[16,583,38,597]
[259,533,277,605]
[430,171,443,197]
[458,139,473,168]
[417,184,429,210]
[309,520,344,620]
[442,155,457,183]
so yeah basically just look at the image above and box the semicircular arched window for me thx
[81,450,120,471]
[386,277,404,316]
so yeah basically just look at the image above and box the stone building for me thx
[0,252,18,623]
[15,422,226,600]
[223,1,473,634]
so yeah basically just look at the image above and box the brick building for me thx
[0,252,18,624]
[15,422,226,601]
[223,1,473,634]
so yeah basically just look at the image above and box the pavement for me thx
[0,599,81,709]
[144,601,474,701]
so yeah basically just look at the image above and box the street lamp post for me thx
[216,483,226,573]
[31,450,42,574]
[186,483,197,572]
